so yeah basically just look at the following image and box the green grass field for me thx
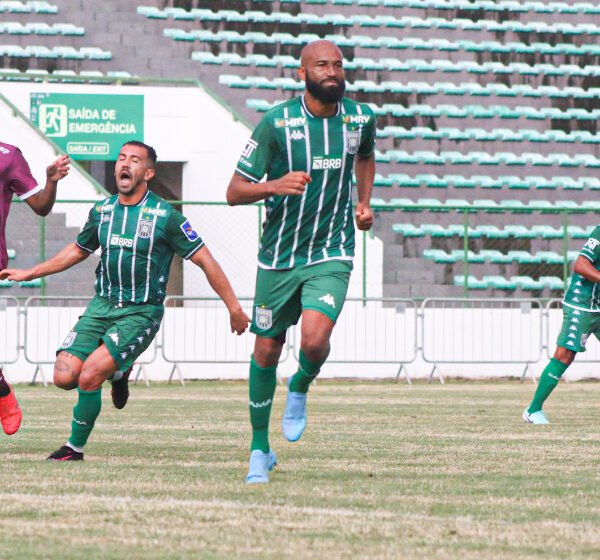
[0,381,598,559]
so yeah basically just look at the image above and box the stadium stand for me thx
[3,0,600,298]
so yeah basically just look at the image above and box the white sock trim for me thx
[66,442,84,453]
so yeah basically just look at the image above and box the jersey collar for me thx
[300,95,341,119]
[116,188,150,208]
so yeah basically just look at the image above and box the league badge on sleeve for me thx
[180,220,199,241]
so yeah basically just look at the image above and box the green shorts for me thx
[57,295,164,370]
[556,305,600,353]
[251,260,353,338]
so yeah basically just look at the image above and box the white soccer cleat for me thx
[522,408,550,425]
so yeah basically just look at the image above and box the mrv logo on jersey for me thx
[312,156,342,170]
[342,115,371,124]
[110,234,134,248]
[274,117,306,128]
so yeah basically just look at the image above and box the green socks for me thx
[289,350,325,394]
[68,388,102,449]
[249,356,277,453]
[528,358,569,413]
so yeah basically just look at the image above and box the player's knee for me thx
[78,364,105,391]
[253,339,282,368]
[554,347,575,366]
[301,338,330,362]
[53,358,79,390]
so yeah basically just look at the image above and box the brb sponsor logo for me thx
[110,234,134,248]
[312,156,342,170]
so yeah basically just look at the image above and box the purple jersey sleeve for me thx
[9,148,39,199]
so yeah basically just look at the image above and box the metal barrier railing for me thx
[161,296,290,384]
[0,297,20,366]
[421,298,544,382]
[291,298,418,381]
[3,294,597,385]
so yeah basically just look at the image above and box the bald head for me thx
[300,40,343,67]
[298,40,346,108]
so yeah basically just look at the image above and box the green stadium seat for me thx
[450,249,485,263]
[531,225,563,239]
[392,223,425,237]
[0,279,13,288]
[447,175,476,188]
[479,250,512,264]
[454,275,488,289]
[483,275,517,290]
[539,276,564,290]
[507,251,539,264]
[567,226,594,239]
[511,276,545,290]
[421,223,451,236]
[476,225,510,238]
[536,251,564,265]
[19,278,42,288]
[423,249,456,263]
[505,225,536,238]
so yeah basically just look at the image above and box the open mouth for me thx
[119,169,132,185]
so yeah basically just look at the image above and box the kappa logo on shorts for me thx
[108,332,119,345]
[61,331,77,349]
[319,294,336,309]
[255,306,272,330]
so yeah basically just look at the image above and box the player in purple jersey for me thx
[0,141,70,435]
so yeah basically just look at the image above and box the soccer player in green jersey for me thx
[0,141,249,460]
[227,40,376,483]
[524,228,600,424]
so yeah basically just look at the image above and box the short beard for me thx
[305,73,345,104]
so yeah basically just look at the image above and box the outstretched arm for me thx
[354,152,375,231]
[190,246,250,334]
[26,155,71,216]
[0,242,90,282]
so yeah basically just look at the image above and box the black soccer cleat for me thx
[47,445,84,461]
[111,366,132,410]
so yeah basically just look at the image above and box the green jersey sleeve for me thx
[165,209,205,260]
[76,205,101,253]
[235,115,277,183]
[579,226,600,262]
[357,105,377,157]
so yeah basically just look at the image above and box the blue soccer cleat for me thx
[245,448,277,484]
[282,380,307,442]
[522,408,550,425]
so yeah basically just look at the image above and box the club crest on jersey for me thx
[255,306,272,330]
[61,331,77,349]
[345,130,361,155]
[584,238,600,251]
[137,219,154,239]
[180,220,199,241]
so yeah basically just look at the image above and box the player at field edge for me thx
[0,141,249,460]
[0,141,70,436]
[227,40,376,483]
[524,230,600,424]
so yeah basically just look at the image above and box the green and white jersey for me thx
[236,95,376,270]
[76,190,205,305]
[563,226,600,312]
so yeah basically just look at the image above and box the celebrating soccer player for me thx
[227,40,376,483]
[0,142,70,436]
[0,141,249,460]
[524,229,600,424]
